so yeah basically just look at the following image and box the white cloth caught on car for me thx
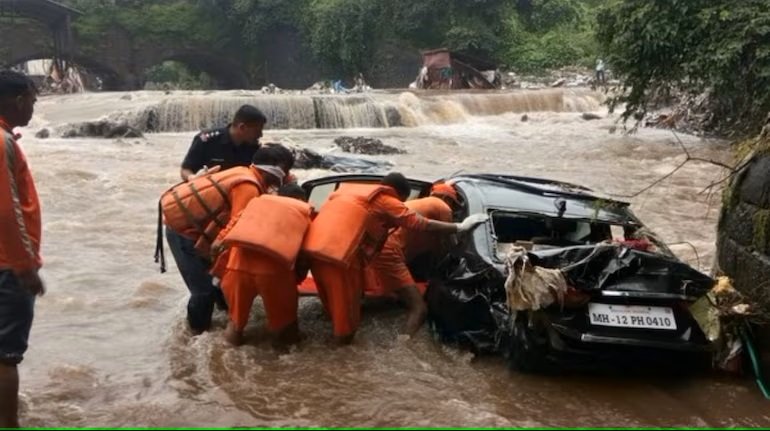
[504,246,568,311]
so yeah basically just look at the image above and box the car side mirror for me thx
[307,182,338,210]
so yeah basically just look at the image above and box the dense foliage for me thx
[67,0,230,47]
[144,61,213,89]
[59,0,601,77]
[597,0,770,136]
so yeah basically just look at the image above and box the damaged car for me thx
[301,173,715,372]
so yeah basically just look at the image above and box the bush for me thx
[597,0,770,136]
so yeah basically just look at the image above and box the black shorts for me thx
[0,270,35,366]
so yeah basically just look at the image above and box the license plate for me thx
[588,303,677,330]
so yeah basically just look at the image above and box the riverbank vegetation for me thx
[57,0,770,136]
[63,0,600,76]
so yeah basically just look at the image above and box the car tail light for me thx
[562,286,591,309]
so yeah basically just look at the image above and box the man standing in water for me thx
[595,59,606,86]
[0,70,44,427]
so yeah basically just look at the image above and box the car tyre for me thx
[506,311,552,373]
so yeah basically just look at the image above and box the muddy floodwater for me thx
[15,89,769,427]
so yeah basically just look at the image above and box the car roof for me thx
[451,174,639,225]
[300,172,640,225]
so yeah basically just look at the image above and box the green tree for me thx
[215,0,307,48]
[145,60,212,89]
[67,0,230,47]
[61,0,605,85]
[303,0,384,76]
[597,0,770,136]
[502,0,598,73]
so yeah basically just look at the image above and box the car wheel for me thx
[506,311,552,373]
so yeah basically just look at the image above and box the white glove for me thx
[457,213,489,233]
[190,165,221,180]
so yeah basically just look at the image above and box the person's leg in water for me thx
[213,287,228,312]
[271,321,301,350]
[0,365,19,428]
[0,270,35,428]
[223,322,243,346]
[371,246,427,336]
[258,271,301,349]
[311,259,363,345]
[165,228,217,333]
[220,270,259,346]
[395,284,427,336]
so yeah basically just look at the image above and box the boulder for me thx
[61,120,144,139]
[333,136,405,155]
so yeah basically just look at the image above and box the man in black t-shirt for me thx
[180,105,266,181]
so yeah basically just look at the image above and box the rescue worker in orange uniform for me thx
[0,71,44,428]
[371,182,462,335]
[160,144,294,334]
[303,173,488,344]
[212,183,311,347]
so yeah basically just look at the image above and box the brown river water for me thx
[12,89,770,427]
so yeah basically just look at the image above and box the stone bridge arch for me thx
[0,0,79,68]
[1,20,128,90]
[0,1,415,89]
[8,52,126,90]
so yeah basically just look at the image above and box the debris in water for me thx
[412,48,499,90]
[261,83,281,94]
[550,78,567,88]
[292,147,393,173]
[334,136,405,155]
[61,120,144,139]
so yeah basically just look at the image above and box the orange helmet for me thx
[430,182,459,204]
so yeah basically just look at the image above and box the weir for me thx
[138,89,604,131]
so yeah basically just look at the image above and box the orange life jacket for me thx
[222,195,312,268]
[0,123,42,273]
[302,183,397,267]
[158,166,263,258]
[396,196,453,260]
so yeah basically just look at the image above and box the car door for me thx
[301,174,432,210]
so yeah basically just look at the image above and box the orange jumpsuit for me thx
[371,196,453,296]
[220,251,298,332]
[211,172,299,332]
[0,118,41,274]
[310,188,428,338]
